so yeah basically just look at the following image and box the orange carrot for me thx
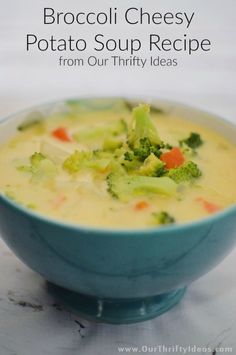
[52,195,67,209]
[160,147,185,169]
[196,198,221,214]
[52,127,72,142]
[134,201,149,211]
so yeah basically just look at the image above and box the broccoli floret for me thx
[180,132,203,149]
[132,138,173,162]
[17,152,57,180]
[102,138,123,151]
[94,149,126,174]
[127,104,161,149]
[121,142,167,174]
[107,174,177,201]
[122,157,142,172]
[63,151,92,173]
[17,152,57,181]
[167,161,202,183]
[124,100,165,115]
[138,153,166,177]
[30,152,57,180]
[30,152,46,168]
[152,211,175,225]
[133,137,164,161]
[124,151,134,161]
[93,148,131,174]
[63,150,113,174]
[92,149,113,159]
[119,150,141,172]
[87,159,111,172]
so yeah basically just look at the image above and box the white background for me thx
[0,1,236,354]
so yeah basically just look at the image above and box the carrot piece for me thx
[134,201,149,211]
[196,198,221,214]
[160,147,185,169]
[52,127,72,142]
[52,195,67,209]
[203,201,221,213]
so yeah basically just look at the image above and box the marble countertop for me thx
[0,0,236,354]
[0,240,236,355]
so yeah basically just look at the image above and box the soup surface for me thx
[0,100,236,228]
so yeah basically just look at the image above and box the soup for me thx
[0,100,236,228]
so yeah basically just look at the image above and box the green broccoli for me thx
[124,151,134,161]
[93,149,126,174]
[127,104,162,149]
[63,150,113,174]
[30,152,46,169]
[107,174,177,201]
[87,158,111,172]
[94,148,128,174]
[152,211,175,225]
[17,153,44,173]
[63,151,87,173]
[132,138,173,162]
[180,132,203,149]
[92,149,114,159]
[167,161,202,183]
[133,137,162,161]
[126,105,172,161]
[119,140,167,174]
[138,153,166,177]
[119,150,141,172]
[102,138,123,151]
[17,152,57,179]
[63,151,93,173]
[124,100,164,114]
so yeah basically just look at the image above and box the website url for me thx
[117,344,233,354]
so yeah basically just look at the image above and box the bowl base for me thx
[47,283,187,324]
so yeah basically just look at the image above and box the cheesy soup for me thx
[0,101,236,228]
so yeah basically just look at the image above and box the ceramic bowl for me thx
[0,98,236,324]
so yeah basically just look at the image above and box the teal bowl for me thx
[0,98,236,324]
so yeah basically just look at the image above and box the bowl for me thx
[0,97,236,324]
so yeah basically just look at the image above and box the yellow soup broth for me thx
[0,103,236,228]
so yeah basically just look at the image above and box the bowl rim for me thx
[0,96,236,236]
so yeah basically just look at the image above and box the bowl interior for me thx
[1,97,236,144]
[0,97,236,234]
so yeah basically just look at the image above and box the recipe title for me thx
[26,7,212,56]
